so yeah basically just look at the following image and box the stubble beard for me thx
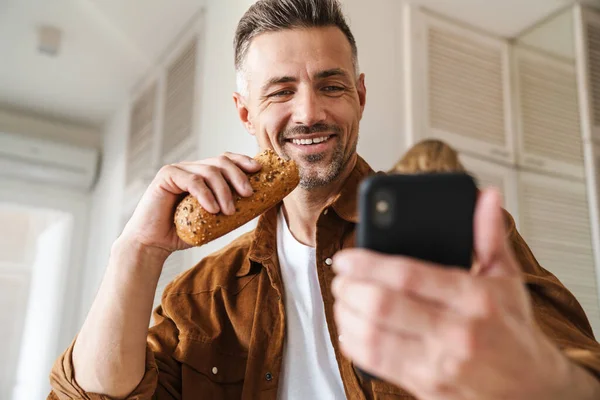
[278,125,358,190]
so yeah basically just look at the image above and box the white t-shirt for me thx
[276,210,346,400]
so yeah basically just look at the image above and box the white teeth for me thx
[292,136,330,145]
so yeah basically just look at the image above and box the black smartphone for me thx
[354,172,478,380]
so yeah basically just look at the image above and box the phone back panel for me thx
[357,173,477,269]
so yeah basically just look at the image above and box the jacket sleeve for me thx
[505,211,600,380]
[48,304,182,400]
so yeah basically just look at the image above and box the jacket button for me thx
[212,367,218,375]
[325,258,333,266]
[265,372,273,381]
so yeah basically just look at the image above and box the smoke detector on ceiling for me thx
[37,25,62,57]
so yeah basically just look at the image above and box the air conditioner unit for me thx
[0,131,99,190]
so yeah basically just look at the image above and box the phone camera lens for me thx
[372,190,394,228]
[376,200,390,214]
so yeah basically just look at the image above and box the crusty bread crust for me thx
[174,150,300,246]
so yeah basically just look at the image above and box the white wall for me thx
[344,0,407,171]
[196,0,258,159]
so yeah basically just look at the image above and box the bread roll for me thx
[174,150,300,246]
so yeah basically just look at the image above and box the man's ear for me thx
[357,73,367,118]
[233,92,256,135]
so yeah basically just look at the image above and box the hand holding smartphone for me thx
[354,173,478,380]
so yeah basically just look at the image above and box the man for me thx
[49,0,600,399]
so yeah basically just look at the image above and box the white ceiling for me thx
[0,0,597,128]
[0,0,205,127]
[518,7,577,59]
[411,0,576,37]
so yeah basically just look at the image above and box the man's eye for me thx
[270,90,294,97]
[322,86,344,92]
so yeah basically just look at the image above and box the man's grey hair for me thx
[234,0,360,96]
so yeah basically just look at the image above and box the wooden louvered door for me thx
[580,7,600,143]
[518,172,600,336]
[161,37,199,165]
[514,46,585,179]
[595,143,600,219]
[590,144,600,247]
[587,142,600,292]
[411,10,514,164]
[459,153,519,225]
[574,6,600,316]
[126,83,158,195]
[152,32,201,306]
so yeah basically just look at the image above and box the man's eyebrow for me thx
[260,69,351,93]
[261,76,297,93]
[314,68,351,80]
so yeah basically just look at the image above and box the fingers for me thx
[333,249,473,310]
[203,155,256,197]
[222,152,262,173]
[175,164,237,215]
[180,152,261,185]
[199,165,238,216]
[157,165,220,214]
[333,300,426,391]
[185,172,220,214]
[332,277,446,337]
[474,188,519,277]
[160,153,262,216]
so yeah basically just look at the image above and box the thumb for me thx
[474,188,519,277]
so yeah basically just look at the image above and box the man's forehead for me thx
[244,27,354,77]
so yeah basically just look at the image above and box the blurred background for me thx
[1,0,600,398]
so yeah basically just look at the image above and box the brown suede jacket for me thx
[49,156,600,400]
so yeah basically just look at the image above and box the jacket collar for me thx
[330,155,374,224]
[236,155,374,277]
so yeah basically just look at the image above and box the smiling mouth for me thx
[287,135,334,146]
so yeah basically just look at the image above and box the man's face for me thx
[234,26,366,190]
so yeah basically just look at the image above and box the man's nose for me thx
[292,89,326,126]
